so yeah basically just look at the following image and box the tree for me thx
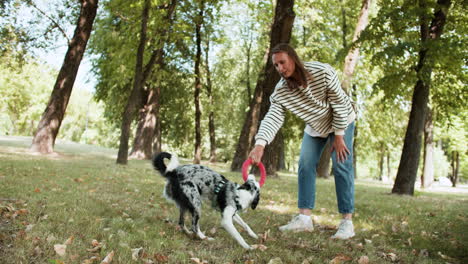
[392,0,452,195]
[30,0,98,154]
[316,0,371,179]
[116,0,151,164]
[193,0,205,164]
[204,38,217,162]
[129,0,178,159]
[231,0,296,175]
[421,107,434,188]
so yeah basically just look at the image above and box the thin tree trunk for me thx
[386,151,391,182]
[204,39,217,163]
[193,0,204,164]
[30,0,98,154]
[129,0,177,159]
[421,108,434,188]
[378,142,385,181]
[116,0,151,164]
[317,0,370,178]
[392,0,451,195]
[450,151,459,187]
[231,0,295,176]
[342,0,371,91]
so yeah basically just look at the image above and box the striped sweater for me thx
[255,61,355,146]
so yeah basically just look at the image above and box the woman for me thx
[249,43,356,239]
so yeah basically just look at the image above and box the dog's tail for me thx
[152,152,179,177]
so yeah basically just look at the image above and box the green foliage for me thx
[0,57,54,135]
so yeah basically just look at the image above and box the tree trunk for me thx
[341,0,371,91]
[450,151,459,187]
[385,151,391,182]
[378,142,385,181]
[193,0,204,164]
[392,0,451,195]
[116,0,151,164]
[231,0,295,176]
[205,39,217,163]
[421,108,434,188]
[316,0,370,177]
[129,0,177,159]
[128,48,162,159]
[30,0,98,154]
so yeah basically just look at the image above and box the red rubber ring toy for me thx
[242,158,266,187]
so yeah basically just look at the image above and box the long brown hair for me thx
[271,43,310,90]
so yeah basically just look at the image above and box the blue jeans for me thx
[297,122,355,214]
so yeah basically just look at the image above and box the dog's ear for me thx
[251,192,260,210]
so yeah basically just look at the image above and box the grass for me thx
[0,136,467,264]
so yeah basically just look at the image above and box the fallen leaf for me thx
[357,256,369,264]
[82,256,99,264]
[330,254,352,264]
[74,178,84,183]
[154,253,169,262]
[34,188,41,193]
[47,235,57,243]
[64,236,74,245]
[92,239,100,247]
[267,257,283,264]
[132,248,143,261]
[190,258,208,264]
[209,227,217,235]
[419,249,428,257]
[251,244,268,251]
[101,251,114,264]
[387,253,398,262]
[54,244,67,256]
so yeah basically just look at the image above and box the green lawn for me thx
[0,136,467,264]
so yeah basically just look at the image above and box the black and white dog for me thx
[152,152,260,249]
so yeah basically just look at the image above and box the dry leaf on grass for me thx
[330,254,352,263]
[251,244,268,251]
[267,257,283,264]
[54,244,67,256]
[190,257,208,264]
[131,247,143,261]
[154,253,169,262]
[357,256,369,264]
[82,256,99,264]
[64,236,74,245]
[101,251,115,264]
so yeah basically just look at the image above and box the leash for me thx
[241,158,267,187]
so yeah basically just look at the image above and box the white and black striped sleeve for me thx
[326,66,351,134]
[254,94,286,145]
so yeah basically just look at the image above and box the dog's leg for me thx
[233,214,258,239]
[179,208,192,235]
[221,206,252,250]
[191,200,214,241]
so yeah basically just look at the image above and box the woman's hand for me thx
[249,145,265,164]
[331,135,350,163]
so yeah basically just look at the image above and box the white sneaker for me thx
[279,215,313,232]
[331,219,355,239]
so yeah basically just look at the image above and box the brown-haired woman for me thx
[249,43,356,239]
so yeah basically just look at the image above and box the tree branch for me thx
[27,0,70,44]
